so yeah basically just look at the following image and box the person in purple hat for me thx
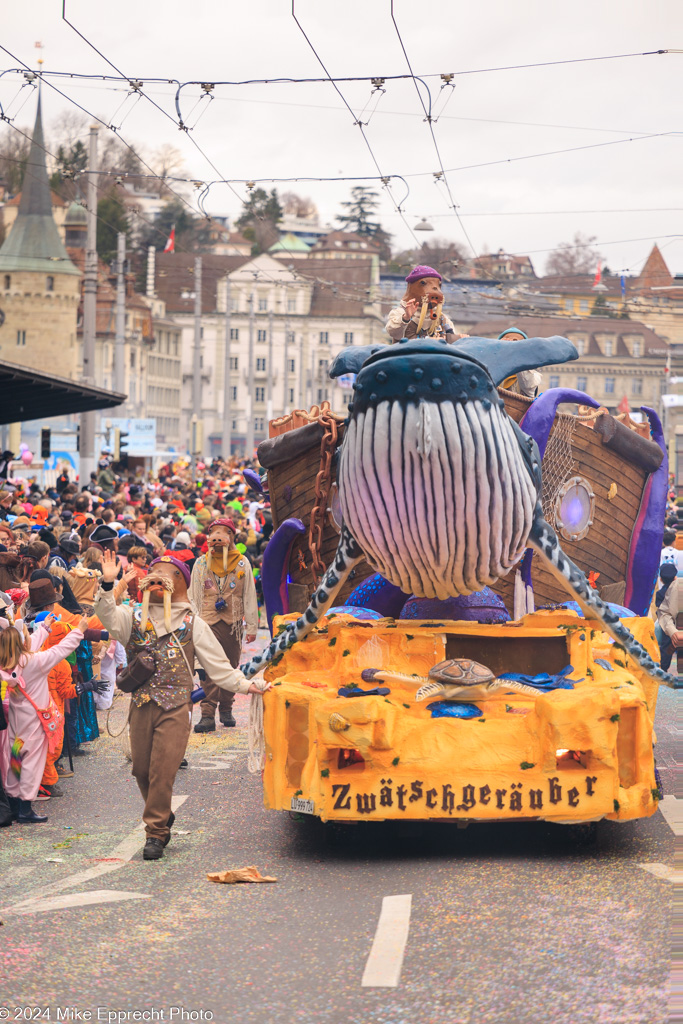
[386,265,462,342]
[94,550,268,861]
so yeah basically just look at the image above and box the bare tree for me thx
[280,191,318,219]
[545,232,604,276]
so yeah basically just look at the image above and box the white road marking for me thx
[658,796,682,836]
[0,795,188,915]
[638,862,681,883]
[190,755,238,771]
[6,889,151,916]
[361,894,412,988]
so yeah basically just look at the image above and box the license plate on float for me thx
[290,797,315,815]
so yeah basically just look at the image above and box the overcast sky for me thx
[1,0,681,275]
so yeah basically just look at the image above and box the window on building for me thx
[256,358,267,371]
[578,300,589,313]
[229,357,239,370]
[255,387,265,402]
[130,350,136,368]
[574,338,585,355]
[286,331,295,345]
[257,329,267,342]
[549,375,560,389]
[605,377,615,394]
[230,386,237,400]
[318,359,329,372]
[200,327,204,339]
[632,378,643,396]
[254,417,265,431]
[172,337,178,356]
[319,331,329,344]
[288,359,296,372]
[603,340,613,358]
[230,328,239,341]
[344,332,354,346]
[288,388,295,403]
[16,330,26,346]
[632,340,642,358]
[258,299,267,312]
[287,299,296,313]
[3,275,10,290]
[577,376,587,392]
[231,419,238,430]
[317,388,328,402]
[46,276,54,292]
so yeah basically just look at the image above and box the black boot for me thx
[143,837,165,860]
[219,710,236,728]
[7,795,20,821]
[193,716,215,733]
[17,800,48,824]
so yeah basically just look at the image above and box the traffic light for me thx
[40,428,51,459]
[113,428,129,466]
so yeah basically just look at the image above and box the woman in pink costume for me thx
[0,611,86,823]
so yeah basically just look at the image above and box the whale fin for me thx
[329,345,388,378]
[454,336,578,386]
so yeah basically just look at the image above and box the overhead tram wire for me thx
[389,0,483,268]
[290,0,422,250]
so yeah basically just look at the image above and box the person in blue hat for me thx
[497,327,542,398]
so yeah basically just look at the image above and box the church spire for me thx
[0,90,80,275]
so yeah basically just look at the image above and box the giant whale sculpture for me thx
[241,335,673,686]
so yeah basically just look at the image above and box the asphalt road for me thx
[0,673,676,1024]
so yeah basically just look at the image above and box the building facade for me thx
[156,250,384,456]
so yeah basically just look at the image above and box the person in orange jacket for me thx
[37,622,107,799]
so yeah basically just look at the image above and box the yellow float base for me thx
[261,611,662,825]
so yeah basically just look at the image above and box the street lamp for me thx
[414,218,434,232]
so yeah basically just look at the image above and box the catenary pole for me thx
[222,278,232,460]
[114,232,126,404]
[245,290,255,457]
[79,124,98,483]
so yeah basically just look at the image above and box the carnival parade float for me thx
[242,330,672,828]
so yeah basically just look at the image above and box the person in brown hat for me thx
[188,518,258,732]
[28,577,60,614]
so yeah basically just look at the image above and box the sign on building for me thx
[108,418,158,456]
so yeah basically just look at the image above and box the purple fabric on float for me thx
[400,589,509,623]
[346,573,409,618]
[520,388,600,459]
[261,518,306,634]
[623,407,667,615]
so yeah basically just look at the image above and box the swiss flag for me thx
[618,394,630,414]
[163,225,176,253]
[593,261,602,287]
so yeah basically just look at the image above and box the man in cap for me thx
[50,534,80,570]
[95,551,268,860]
[497,327,542,399]
[189,517,259,731]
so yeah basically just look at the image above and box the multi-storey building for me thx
[155,249,384,456]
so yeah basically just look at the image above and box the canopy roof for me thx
[0,359,125,423]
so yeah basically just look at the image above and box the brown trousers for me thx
[199,620,243,719]
[129,700,191,840]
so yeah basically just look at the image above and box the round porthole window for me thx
[554,476,595,542]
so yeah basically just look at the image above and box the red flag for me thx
[163,225,176,253]
[593,261,602,287]
[618,395,630,414]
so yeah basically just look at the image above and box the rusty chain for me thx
[308,407,339,585]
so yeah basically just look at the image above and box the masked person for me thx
[189,518,258,731]
[385,266,460,342]
[94,551,267,860]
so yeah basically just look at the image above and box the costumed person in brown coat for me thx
[94,551,267,861]
[385,265,461,342]
[189,518,258,732]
